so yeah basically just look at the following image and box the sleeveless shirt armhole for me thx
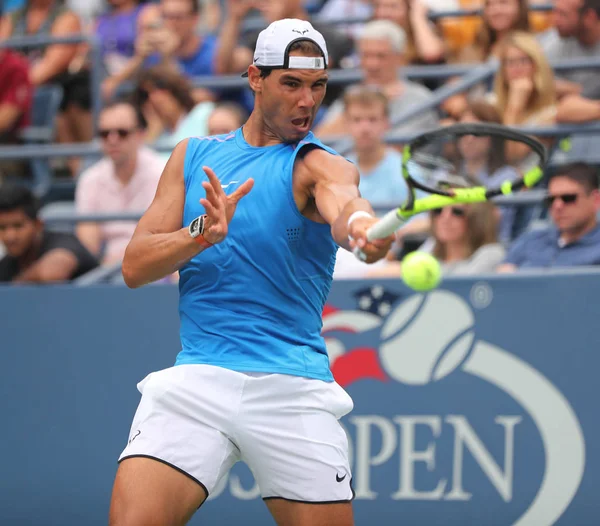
[286,141,336,229]
[182,138,198,193]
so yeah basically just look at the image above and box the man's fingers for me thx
[202,181,222,210]
[200,198,218,218]
[228,178,254,205]
[203,166,226,198]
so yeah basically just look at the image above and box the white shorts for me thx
[118,364,355,502]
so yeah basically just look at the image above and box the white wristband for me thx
[347,210,373,230]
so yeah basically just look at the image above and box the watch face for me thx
[190,216,204,237]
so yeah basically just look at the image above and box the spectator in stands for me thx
[343,86,408,207]
[134,65,214,157]
[75,99,164,266]
[102,0,221,102]
[367,201,505,277]
[443,0,531,119]
[491,31,556,163]
[0,0,92,149]
[207,101,247,136]
[0,184,98,283]
[315,20,439,137]
[316,0,372,39]
[372,0,446,65]
[497,163,600,271]
[542,0,600,123]
[0,49,33,181]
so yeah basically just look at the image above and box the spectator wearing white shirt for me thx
[75,100,165,266]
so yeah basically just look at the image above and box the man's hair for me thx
[136,65,196,112]
[359,20,407,53]
[343,85,390,117]
[582,0,600,18]
[163,0,200,15]
[552,162,600,193]
[0,184,39,220]
[101,98,148,130]
[258,40,325,79]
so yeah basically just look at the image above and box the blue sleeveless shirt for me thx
[176,128,340,382]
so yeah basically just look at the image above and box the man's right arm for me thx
[122,139,253,288]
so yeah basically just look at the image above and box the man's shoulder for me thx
[514,225,558,246]
[402,80,435,100]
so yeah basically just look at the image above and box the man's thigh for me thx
[240,374,355,502]
[265,499,354,526]
[109,457,206,526]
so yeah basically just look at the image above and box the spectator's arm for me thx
[29,12,82,86]
[12,249,78,283]
[555,78,582,99]
[0,14,13,39]
[556,94,600,123]
[76,223,102,257]
[409,0,446,63]
[75,173,103,256]
[496,232,531,272]
[0,104,24,135]
[213,1,253,74]
[496,263,517,273]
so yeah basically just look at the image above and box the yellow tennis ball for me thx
[401,251,442,292]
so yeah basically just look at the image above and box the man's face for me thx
[553,0,583,37]
[547,176,599,233]
[98,104,141,166]
[359,38,399,86]
[161,0,198,42]
[346,102,389,151]
[254,0,302,23]
[255,58,328,143]
[208,108,243,136]
[0,209,40,258]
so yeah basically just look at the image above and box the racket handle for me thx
[352,209,406,262]
[367,209,405,241]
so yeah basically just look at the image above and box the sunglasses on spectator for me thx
[543,193,579,207]
[98,128,136,139]
[432,207,466,217]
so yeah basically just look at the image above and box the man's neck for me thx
[178,35,202,59]
[579,24,600,48]
[113,153,138,184]
[560,218,598,245]
[242,113,285,147]
[356,144,387,173]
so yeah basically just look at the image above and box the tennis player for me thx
[110,18,394,526]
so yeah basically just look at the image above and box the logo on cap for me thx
[292,28,309,35]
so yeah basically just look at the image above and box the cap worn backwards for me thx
[241,18,329,77]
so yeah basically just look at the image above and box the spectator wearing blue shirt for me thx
[102,0,221,103]
[343,86,408,209]
[498,163,600,272]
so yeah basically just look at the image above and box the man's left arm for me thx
[13,249,79,283]
[300,149,394,263]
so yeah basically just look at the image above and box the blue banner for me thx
[0,272,598,525]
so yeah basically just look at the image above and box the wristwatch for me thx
[188,215,213,249]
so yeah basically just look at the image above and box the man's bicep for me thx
[132,140,188,237]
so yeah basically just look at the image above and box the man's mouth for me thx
[292,117,310,129]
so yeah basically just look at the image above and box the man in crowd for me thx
[315,20,439,137]
[0,185,98,283]
[75,100,164,266]
[207,101,248,136]
[498,163,600,271]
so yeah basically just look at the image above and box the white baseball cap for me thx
[242,18,329,78]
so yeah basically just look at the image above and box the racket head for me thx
[402,123,548,208]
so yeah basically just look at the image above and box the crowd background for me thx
[2,0,600,283]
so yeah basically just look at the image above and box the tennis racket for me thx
[355,122,548,259]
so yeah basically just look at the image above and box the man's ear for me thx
[247,65,264,94]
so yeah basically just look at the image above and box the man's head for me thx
[553,0,600,38]
[0,185,41,259]
[245,19,329,143]
[98,100,146,167]
[207,103,248,136]
[160,0,199,46]
[253,0,304,24]
[137,65,196,126]
[546,163,600,237]
[343,86,390,152]
[358,20,406,86]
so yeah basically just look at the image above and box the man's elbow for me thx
[121,260,143,289]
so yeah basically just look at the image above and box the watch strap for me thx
[193,233,213,249]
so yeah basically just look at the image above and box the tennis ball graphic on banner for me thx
[379,291,475,385]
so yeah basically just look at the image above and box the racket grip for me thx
[366,209,405,241]
[352,209,406,262]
